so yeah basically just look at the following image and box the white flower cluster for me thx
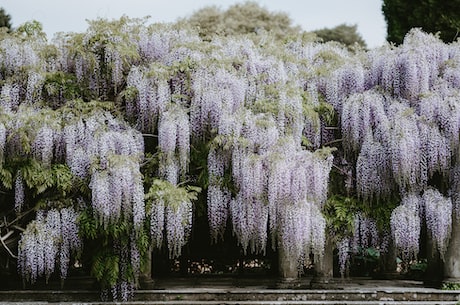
[165,202,193,258]
[208,125,333,262]
[337,238,350,277]
[64,112,144,178]
[0,83,20,111]
[0,37,41,77]
[126,65,171,132]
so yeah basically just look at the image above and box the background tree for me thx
[0,7,12,30]
[382,0,460,44]
[313,23,367,49]
[178,1,303,40]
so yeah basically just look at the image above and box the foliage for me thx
[313,23,367,49]
[178,1,303,41]
[442,282,460,291]
[0,7,11,30]
[324,195,360,238]
[382,0,460,44]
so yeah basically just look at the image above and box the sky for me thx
[0,0,387,48]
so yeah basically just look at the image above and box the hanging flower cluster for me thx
[337,238,350,277]
[3,13,460,296]
[125,65,171,132]
[14,170,25,212]
[422,188,452,258]
[90,155,144,228]
[158,105,190,185]
[209,128,333,262]
[391,194,421,260]
[146,179,197,259]
[17,207,81,282]
[350,213,379,253]
[337,31,460,266]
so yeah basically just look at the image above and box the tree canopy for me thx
[0,7,12,30]
[178,1,305,41]
[313,23,367,49]
[382,0,460,44]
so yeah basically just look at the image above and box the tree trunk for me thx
[444,215,460,283]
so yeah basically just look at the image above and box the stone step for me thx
[1,301,459,305]
[1,278,459,304]
[1,289,459,303]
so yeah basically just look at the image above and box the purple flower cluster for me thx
[337,238,350,277]
[150,198,165,249]
[0,36,41,78]
[126,65,171,132]
[14,170,25,212]
[422,188,452,258]
[356,133,392,201]
[391,194,421,261]
[90,156,145,229]
[350,213,379,252]
[32,125,55,167]
[0,122,5,164]
[25,71,44,103]
[158,105,190,185]
[17,207,81,283]
[191,68,247,137]
[165,201,193,258]
[0,83,20,111]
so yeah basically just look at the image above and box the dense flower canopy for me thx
[0,17,460,299]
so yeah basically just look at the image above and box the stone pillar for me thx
[424,234,443,286]
[277,246,303,288]
[381,238,398,279]
[311,235,334,288]
[444,215,460,284]
[313,235,335,284]
[139,248,155,289]
[278,247,299,280]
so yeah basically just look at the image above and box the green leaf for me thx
[0,167,12,189]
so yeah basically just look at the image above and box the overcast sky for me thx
[0,0,387,48]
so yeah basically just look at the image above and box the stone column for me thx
[311,235,334,287]
[139,247,155,289]
[277,247,302,288]
[424,234,443,286]
[381,238,398,279]
[444,215,460,284]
